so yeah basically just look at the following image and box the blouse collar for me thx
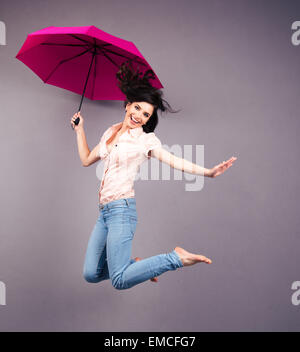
[111,122,144,139]
[99,122,144,160]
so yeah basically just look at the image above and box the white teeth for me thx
[131,115,139,124]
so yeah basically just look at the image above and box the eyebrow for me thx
[136,104,151,115]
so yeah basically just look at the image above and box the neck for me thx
[118,122,140,135]
[118,122,128,134]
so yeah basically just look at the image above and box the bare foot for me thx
[134,257,158,282]
[174,246,212,266]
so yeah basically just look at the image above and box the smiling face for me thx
[124,101,154,129]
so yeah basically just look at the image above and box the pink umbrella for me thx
[15,25,163,125]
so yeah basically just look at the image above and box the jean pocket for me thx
[111,206,125,211]
[108,207,125,219]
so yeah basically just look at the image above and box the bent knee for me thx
[111,277,129,290]
[83,270,101,283]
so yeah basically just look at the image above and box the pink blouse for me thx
[98,121,162,205]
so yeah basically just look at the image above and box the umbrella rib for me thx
[41,43,88,47]
[100,47,147,67]
[68,34,93,45]
[98,48,119,68]
[91,39,97,100]
[68,34,113,49]
[98,43,113,47]
[44,48,90,83]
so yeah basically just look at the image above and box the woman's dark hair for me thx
[116,60,181,133]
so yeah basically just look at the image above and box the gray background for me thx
[0,0,300,331]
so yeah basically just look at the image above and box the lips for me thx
[130,115,140,124]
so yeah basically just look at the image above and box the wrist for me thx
[76,125,84,133]
[204,168,212,177]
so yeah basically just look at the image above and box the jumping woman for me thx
[70,61,237,290]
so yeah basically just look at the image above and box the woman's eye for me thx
[135,105,148,117]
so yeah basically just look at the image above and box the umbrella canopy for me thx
[15,25,163,111]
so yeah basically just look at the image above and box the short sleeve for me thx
[143,132,162,159]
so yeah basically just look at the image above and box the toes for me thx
[199,255,212,264]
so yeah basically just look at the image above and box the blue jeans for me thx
[83,198,183,290]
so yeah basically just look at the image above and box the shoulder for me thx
[139,131,162,159]
[100,122,120,139]
[139,131,161,143]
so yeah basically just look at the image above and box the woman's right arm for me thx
[71,112,100,167]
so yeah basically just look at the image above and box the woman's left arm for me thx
[150,147,237,178]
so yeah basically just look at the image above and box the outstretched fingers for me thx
[220,156,237,169]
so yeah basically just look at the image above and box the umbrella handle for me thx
[71,113,80,130]
[71,48,96,130]
[73,48,96,128]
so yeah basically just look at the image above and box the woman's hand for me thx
[70,112,84,132]
[208,156,237,178]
